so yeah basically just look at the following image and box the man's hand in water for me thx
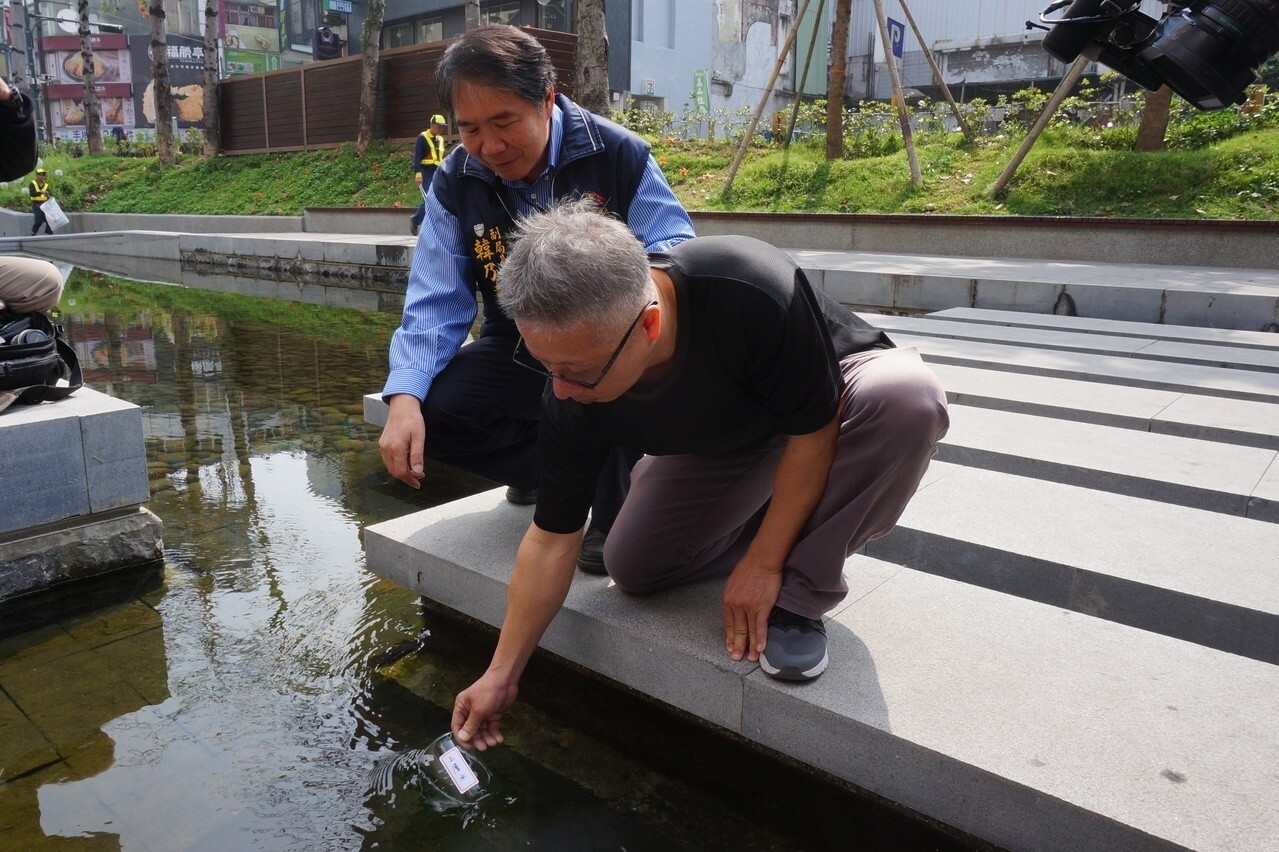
[451,671,518,751]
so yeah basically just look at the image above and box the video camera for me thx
[1039,1,1279,109]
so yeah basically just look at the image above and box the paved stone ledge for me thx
[868,462,1279,664]
[940,404,1279,519]
[862,313,1279,373]
[928,363,1279,450]
[363,489,1279,852]
[0,506,163,601]
[931,308,1279,350]
[795,250,1279,330]
[12,228,1279,334]
[891,333,1279,403]
[0,388,149,536]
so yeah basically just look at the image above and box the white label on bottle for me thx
[440,746,479,794]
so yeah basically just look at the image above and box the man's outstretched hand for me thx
[451,671,519,752]
[722,553,783,663]
[379,394,427,488]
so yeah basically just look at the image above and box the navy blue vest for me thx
[433,94,651,338]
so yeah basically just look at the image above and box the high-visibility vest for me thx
[29,180,49,203]
[419,131,446,168]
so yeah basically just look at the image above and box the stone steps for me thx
[927,362,1279,450]
[868,461,1279,663]
[364,490,1279,852]
[886,331,1279,403]
[930,307,1279,349]
[938,404,1278,520]
[860,312,1279,372]
[791,249,1279,330]
[362,301,1279,850]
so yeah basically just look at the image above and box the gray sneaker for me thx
[759,606,828,681]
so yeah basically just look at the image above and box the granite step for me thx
[866,461,1279,664]
[939,404,1279,520]
[928,307,1279,350]
[859,312,1279,373]
[363,492,1279,852]
[885,332,1279,403]
[928,363,1279,450]
[791,249,1279,330]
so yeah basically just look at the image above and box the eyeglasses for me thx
[512,301,657,390]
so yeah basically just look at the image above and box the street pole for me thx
[21,0,44,141]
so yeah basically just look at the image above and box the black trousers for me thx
[410,165,437,229]
[422,330,636,533]
[30,203,51,235]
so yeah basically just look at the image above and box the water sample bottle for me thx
[423,732,491,804]
[368,732,493,808]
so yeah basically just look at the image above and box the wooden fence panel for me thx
[220,77,267,151]
[264,75,305,149]
[219,28,578,155]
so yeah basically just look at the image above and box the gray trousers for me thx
[603,347,949,619]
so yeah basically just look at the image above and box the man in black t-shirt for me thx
[449,202,948,751]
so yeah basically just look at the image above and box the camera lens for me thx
[12,329,49,345]
[1042,0,1113,63]
[1141,0,1279,109]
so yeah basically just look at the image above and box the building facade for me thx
[2,0,1152,143]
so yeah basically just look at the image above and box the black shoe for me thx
[505,486,537,506]
[576,526,607,575]
[759,606,828,682]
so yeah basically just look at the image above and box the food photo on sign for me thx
[129,32,206,128]
[41,33,135,136]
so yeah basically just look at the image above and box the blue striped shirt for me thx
[383,103,695,402]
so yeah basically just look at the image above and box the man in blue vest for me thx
[409,114,448,237]
[379,25,694,570]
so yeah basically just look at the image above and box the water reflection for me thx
[0,269,804,850]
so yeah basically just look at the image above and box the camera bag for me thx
[0,309,83,413]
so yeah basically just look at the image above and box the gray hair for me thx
[498,200,654,340]
[437,25,556,117]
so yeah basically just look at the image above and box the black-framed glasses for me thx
[512,300,658,390]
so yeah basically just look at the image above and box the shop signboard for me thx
[223,23,281,54]
[42,34,135,135]
[223,48,281,77]
[129,33,208,129]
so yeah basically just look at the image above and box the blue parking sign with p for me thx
[887,17,905,59]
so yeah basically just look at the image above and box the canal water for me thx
[0,268,967,851]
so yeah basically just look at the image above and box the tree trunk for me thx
[465,0,480,29]
[355,0,385,156]
[149,3,175,165]
[826,0,852,159]
[202,0,221,157]
[576,0,609,115]
[78,0,101,154]
[1135,86,1172,152]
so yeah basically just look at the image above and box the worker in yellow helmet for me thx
[28,167,52,235]
[409,114,448,237]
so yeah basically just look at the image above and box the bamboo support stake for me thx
[898,0,973,142]
[871,0,921,187]
[986,56,1088,199]
[724,0,813,194]
[785,0,827,147]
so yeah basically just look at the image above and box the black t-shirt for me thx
[534,235,892,535]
